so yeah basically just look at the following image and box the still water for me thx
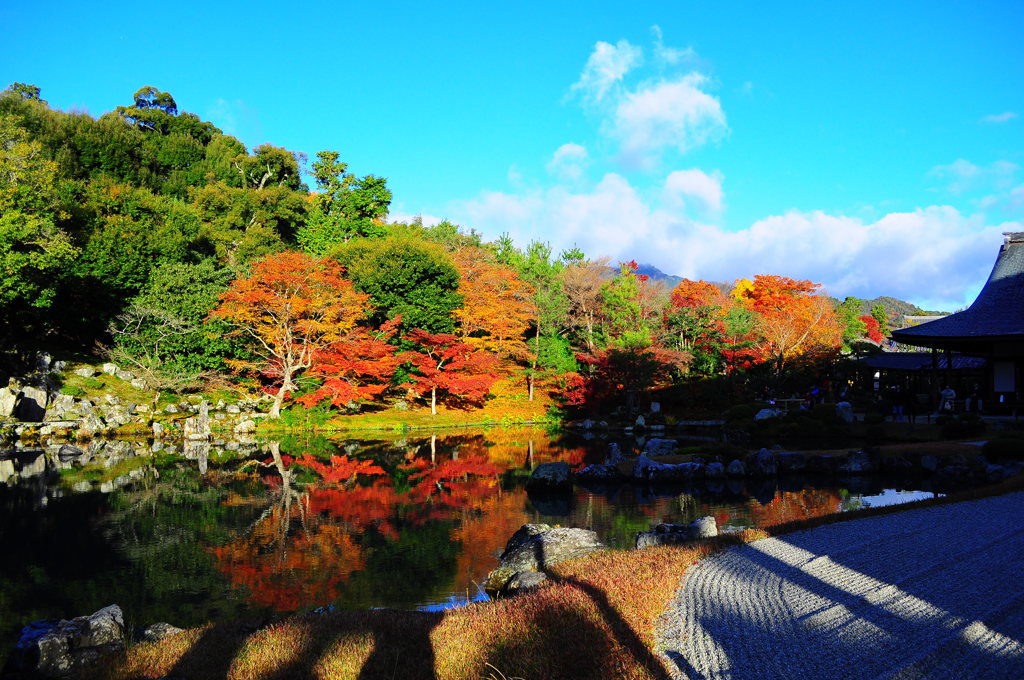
[0,428,941,659]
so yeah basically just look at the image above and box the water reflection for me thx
[0,429,951,664]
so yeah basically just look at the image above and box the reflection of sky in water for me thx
[849,489,942,509]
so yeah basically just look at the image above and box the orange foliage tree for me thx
[452,248,536,364]
[211,251,369,417]
[403,329,500,415]
[734,275,842,374]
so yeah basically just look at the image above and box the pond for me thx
[0,428,946,662]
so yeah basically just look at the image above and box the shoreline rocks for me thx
[485,523,605,597]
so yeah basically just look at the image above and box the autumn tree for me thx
[296,318,404,410]
[452,246,536,364]
[560,254,609,355]
[211,251,369,417]
[734,275,842,374]
[664,278,730,374]
[403,330,500,415]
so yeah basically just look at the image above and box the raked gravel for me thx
[658,491,1024,679]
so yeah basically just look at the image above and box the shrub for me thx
[982,438,1022,463]
[61,384,86,397]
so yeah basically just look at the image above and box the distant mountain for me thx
[634,264,683,288]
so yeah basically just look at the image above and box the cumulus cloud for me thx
[451,174,1012,310]
[612,74,727,166]
[663,169,724,213]
[567,32,727,167]
[981,111,1018,124]
[569,39,643,104]
[546,143,590,183]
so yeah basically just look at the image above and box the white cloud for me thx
[569,39,643,104]
[651,25,695,66]
[387,212,445,227]
[663,169,724,213]
[612,74,727,166]
[981,112,1018,124]
[546,143,590,183]
[452,174,1012,311]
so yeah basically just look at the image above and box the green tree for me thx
[835,297,868,352]
[109,260,238,390]
[870,304,891,337]
[296,150,392,254]
[330,236,461,334]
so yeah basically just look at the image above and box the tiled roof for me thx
[891,232,1024,350]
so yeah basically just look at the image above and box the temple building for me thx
[890,231,1024,414]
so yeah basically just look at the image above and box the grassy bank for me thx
[81,473,1024,680]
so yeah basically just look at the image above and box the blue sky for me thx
[3,1,1022,310]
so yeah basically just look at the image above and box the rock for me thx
[152,421,165,438]
[838,449,876,474]
[525,462,571,490]
[80,412,106,435]
[704,461,726,479]
[726,459,746,476]
[8,605,125,678]
[226,404,241,414]
[605,442,623,465]
[140,622,183,642]
[101,363,118,375]
[575,464,624,481]
[650,401,661,413]
[163,404,179,414]
[57,444,84,461]
[130,379,147,390]
[486,524,604,596]
[920,455,939,472]
[745,448,777,476]
[642,438,677,456]
[754,408,784,421]
[776,452,806,473]
[633,454,702,481]
[581,418,595,430]
[835,401,855,423]
[13,385,48,422]
[505,571,548,594]
[234,419,257,434]
[0,386,20,418]
[881,456,914,473]
[635,414,646,428]
[114,370,135,382]
[635,516,719,549]
[183,412,211,441]
[74,367,97,378]
[986,464,1013,483]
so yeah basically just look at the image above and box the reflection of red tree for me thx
[210,512,365,611]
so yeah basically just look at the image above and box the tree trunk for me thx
[430,387,437,415]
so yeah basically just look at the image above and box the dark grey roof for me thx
[860,352,987,372]
[891,232,1024,351]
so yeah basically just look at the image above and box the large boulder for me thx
[525,462,571,491]
[486,524,605,596]
[835,401,855,423]
[776,452,806,473]
[7,605,125,679]
[0,383,20,418]
[575,464,624,482]
[635,516,719,549]
[16,386,49,422]
[745,448,778,476]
